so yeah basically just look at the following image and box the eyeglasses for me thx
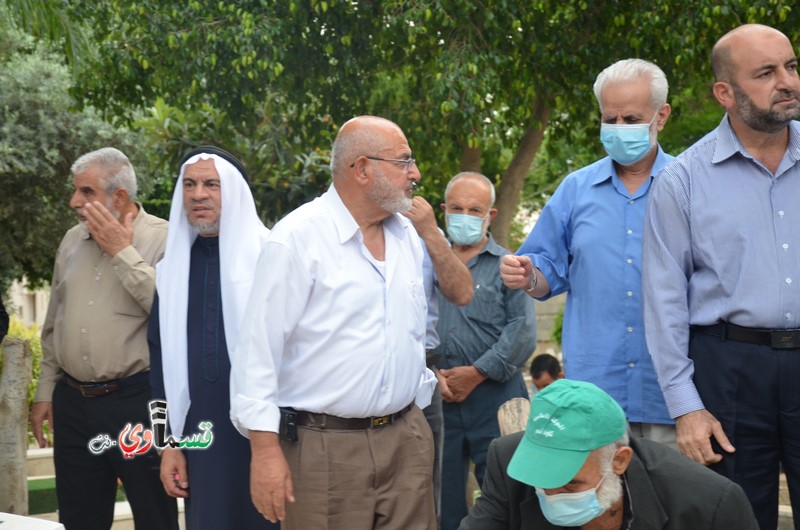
[350,156,417,172]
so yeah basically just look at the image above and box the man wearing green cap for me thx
[459,379,758,529]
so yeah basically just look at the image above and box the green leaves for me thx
[0,49,139,288]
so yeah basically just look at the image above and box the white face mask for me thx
[600,111,658,165]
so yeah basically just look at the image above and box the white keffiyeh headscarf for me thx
[156,152,268,439]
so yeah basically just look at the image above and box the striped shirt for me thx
[643,116,800,417]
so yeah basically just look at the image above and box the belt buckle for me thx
[371,415,392,428]
[79,384,97,398]
[770,330,800,349]
[80,382,117,397]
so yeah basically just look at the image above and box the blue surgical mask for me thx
[535,475,606,527]
[600,112,657,166]
[446,213,486,245]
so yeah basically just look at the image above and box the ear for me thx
[655,104,672,131]
[612,446,633,476]
[112,188,129,207]
[440,202,448,213]
[713,81,735,110]
[350,156,371,186]
[488,208,499,222]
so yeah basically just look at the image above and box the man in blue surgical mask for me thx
[459,379,758,530]
[500,59,677,449]
[435,172,537,530]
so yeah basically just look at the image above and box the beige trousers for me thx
[281,405,437,530]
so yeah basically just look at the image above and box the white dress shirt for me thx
[231,184,436,434]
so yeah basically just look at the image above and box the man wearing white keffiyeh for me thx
[148,146,276,529]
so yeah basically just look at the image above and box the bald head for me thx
[444,172,496,206]
[712,24,791,82]
[330,116,405,178]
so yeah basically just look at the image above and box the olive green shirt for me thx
[35,204,168,401]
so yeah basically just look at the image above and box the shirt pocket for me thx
[465,285,503,327]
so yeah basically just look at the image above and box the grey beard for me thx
[192,220,220,236]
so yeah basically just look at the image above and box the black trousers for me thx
[690,332,800,530]
[53,378,178,530]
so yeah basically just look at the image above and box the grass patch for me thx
[28,477,126,514]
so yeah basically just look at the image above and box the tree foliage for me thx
[0,0,94,71]
[68,1,800,245]
[0,49,140,290]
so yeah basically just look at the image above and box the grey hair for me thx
[330,117,396,177]
[71,147,137,199]
[595,431,631,465]
[444,171,496,207]
[594,433,629,509]
[593,58,669,111]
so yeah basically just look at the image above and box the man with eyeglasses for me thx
[434,172,537,530]
[232,115,439,529]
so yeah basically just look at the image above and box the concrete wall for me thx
[6,281,49,329]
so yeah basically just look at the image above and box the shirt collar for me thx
[712,115,800,165]
[480,233,506,257]
[323,184,408,245]
[590,145,672,187]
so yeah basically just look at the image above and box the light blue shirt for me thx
[643,116,800,418]
[518,147,674,424]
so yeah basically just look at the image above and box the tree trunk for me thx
[492,97,552,248]
[0,338,32,514]
[459,145,481,173]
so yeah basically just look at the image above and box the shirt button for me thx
[88,301,94,306]
[95,276,101,281]
[626,258,633,264]
[783,243,789,250]
[627,327,634,333]
[779,211,785,217]
[786,278,793,285]
[786,313,792,320]
[626,229,633,235]
[629,200,635,204]
[80,328,87,333]
[113,265,119,271]
[627,291,633,297]
[628,362,635,368]
[102,251,108,257]
[82,356,88,361]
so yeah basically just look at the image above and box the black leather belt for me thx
[63,371,150,397]
[294,403,414,430]
[692,322,800,349]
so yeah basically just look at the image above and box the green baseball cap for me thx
[507,379,626,489]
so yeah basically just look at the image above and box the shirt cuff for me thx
[230,394,281,438]
[663,381,705,419]
[473,355,503,382]
[111,245,142,268]
[34,375,60,402]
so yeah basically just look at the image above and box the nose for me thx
[777,65,800,90]
[191,183,209,200]
[409,163,421,183]
[69,190,82,210]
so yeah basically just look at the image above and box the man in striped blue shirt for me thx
[643,24,800,530]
